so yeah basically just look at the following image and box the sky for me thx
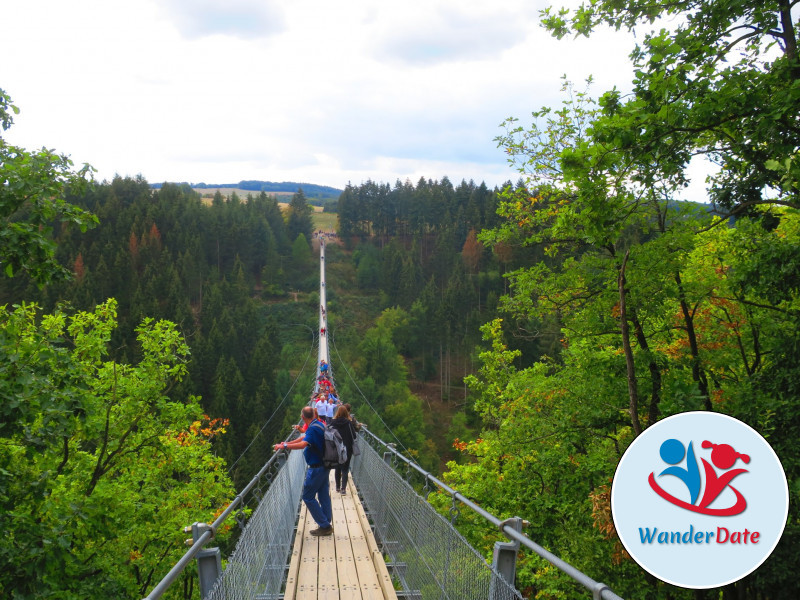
[2,0,646,192]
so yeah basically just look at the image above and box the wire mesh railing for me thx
[205,450,305,600]
[142,432,301,600]
[145,422,623,600]
[354,428,624,600]
[351,430,524,600]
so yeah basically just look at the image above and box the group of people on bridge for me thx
[314,385,339,424]
[273,359,360,537]
[313,230,337,241]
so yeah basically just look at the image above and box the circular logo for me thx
[611,411,788,588]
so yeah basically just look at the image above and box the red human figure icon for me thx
[697,441,750,512]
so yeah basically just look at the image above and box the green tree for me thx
[290,233,313,280]
[356,324,407,390]
[439,2,800,595]
[541,0,800,213]
[286,188,314,243]
[0,300,233,597]
[354,242,381,289]
[0,89,97,285]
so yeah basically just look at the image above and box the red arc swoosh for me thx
[648,472,747,516]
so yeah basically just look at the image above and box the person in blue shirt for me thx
[273,406,333,536]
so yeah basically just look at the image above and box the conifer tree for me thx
[286,188,314,243]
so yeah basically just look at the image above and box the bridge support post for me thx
[383,443,396,466]
[377,445,396,546]
[191,522,222,599]
[490,516,523,599]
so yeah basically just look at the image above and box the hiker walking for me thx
[314,394,328,424]
[330,405,356,495]
[273,406,333,536]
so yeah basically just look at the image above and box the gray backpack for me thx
[311,422,348,468]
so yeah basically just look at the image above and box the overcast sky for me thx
[2,0,643,191]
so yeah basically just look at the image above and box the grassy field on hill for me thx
[195,188,338,233]
[194,187,295,202]
[312,211,337,232]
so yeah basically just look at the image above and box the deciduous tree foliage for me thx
[0,176,291,487]
[541,0,800,214]
[0,300,233,598]
[0,93,294,597]
[441,2,800,598]
[0,89,97,285]
[351,308,439,472]
[449,205,800,596]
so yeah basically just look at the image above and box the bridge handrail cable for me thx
[327,324,414,457]
[361,427,624,600]
[227,323,316,475]
[142,430,298,600]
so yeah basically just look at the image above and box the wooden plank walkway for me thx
[284,471,397,600]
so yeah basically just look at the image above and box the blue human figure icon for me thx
[658,439,701,505]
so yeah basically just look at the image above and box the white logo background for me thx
[611,412,789,588]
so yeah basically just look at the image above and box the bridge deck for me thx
[284,471,397,600]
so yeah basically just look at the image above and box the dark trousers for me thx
[335,456,352,491]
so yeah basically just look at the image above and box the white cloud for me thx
[158,0,285,39]
[369,2,539,65]
[0,0,649,192]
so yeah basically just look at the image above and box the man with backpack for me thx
[273,406,333,536]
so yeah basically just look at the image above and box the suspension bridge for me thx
[142,240,624,600]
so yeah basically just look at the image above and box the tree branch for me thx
[711,294,800,317]
[618,250,642,437]
[719,29,767,58]
[56,435,70,476]
[778,0,799,64]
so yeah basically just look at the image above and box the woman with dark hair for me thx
[331,405,356,494]
[344,403,361,431]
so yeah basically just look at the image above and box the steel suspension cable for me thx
[226,323,316,475]
[328,324,415,460]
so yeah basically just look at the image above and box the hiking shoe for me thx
[340,489,346,495]
[310,526,333,536]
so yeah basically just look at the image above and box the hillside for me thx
[150,180,343,202]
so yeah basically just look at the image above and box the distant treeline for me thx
[338,177,507,241]
[151,180,343,201]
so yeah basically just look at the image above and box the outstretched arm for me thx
[274,436,309,452]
